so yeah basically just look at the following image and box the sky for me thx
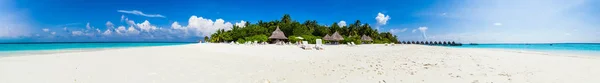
[1,0,599,43]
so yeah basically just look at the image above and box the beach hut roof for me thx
[330,31,344,41]
[361,34,373,41]
[269,27,288,39]
[323,34,331,40]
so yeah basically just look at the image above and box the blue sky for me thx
[1,0,599,43]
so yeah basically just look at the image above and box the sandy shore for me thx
[1,43,599,83]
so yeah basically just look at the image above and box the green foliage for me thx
[244,35,269,42]
[236,38,245,44]
[288,36,299,43]
[209,14,399,44]
[343,36,362,45]
[204,36,209,42]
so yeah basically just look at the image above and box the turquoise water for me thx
[450,43,600,55]
[0,43,193,52]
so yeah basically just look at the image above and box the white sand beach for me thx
[1,44,600,83]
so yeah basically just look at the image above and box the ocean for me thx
[450,43,600,56]
[0,42,193,56]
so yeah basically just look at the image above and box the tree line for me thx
[208,14,398,44]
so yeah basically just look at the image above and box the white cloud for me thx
[418,27,428,40]
[418,27,428,32]
[235,20,247,28]
[71,31,83,36]
[120,15,125,22]
[338,21,347,27]
[412,29,417,33]
[117,10,165,18]
[105,21,114,29]
[171,21,184,29]
[186,15,233,36]
[375,12,391,25]
[389,28,408,33]
[127,26,140,35]
[136,20,158,32]
[42,28,50,32]
[50,32,56,35]
[116,26,127,34]
[126,20,135,26]
[494,22,503,26]
[102,29,112,36]
[86,22,92,29]
[95,28,101,33]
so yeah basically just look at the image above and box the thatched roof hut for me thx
[330,31,344,41]
[269,27,288,39]
[323,34,331,41]
[360,35,373,41]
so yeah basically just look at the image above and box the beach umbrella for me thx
[330,31,344,41]
[269,26,288,39]
[360,34,373,41]
[323,34,331,41]
[269,26,288,44]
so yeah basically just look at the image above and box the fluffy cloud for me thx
[102,29,112,36]
[116,26,127,34]
[171,22,184,29]
[105,21,114,29]
[338,21,347,27]
[235,20,247,28]
[137,20,158,32]
[117,10,165,18]
[127,26,140,35]
[375,12,391,25]
[186,15,233,36]
[412,29,417,33]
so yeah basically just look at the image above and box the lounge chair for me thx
[351,42,356,46]
[385,43,389,46]
[315,39,324,50]
[302,41,312,50]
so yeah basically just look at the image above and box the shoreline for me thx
[444,46,600,58]
[1,44,600,83]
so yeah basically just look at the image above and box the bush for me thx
[343,36,361,45]
[288,36,299,43]
[236,38,245,44]
[245,35,268,42]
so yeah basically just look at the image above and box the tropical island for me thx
[207,14,398,44]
